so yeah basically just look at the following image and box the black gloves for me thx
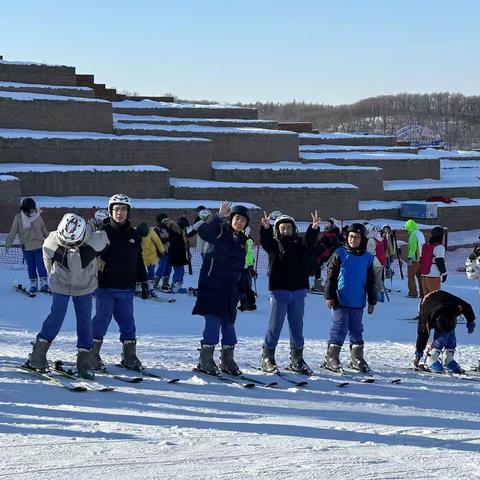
[468,246,480,261]
[140,282,150,300]
[441,274,447,283]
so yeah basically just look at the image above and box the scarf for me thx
[21,210,41,229]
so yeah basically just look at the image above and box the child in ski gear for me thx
[192,209,213,261]
[91,194,149,372]
[26,213,109,380]
[415,290,475,373]
[382,225,396,278]
[6,198,49,294]
[404,219,425,298]
[260,211,320,374]
[324,223,376,373]
[137,222,165,296]
[465,244,480,280]
[365,224,387,303]
[192,201,249,376]
[238,226,257,311]
[153,213,172,291]
[419,226,446,295]
[162,216,190,293]
[311,220,340,292]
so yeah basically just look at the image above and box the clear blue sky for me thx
[1,0,479,104]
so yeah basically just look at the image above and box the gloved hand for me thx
[140,282,150,300]
[414,350,423,367]
[441,273,447,283]
[468,246,480,261]
[467,321,475,334]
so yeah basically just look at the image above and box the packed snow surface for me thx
[1,258,480,479]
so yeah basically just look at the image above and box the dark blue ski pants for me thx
[92,288,136,343]
[329,306,365,346]
[202,314,237,346]
[23,247,47,280]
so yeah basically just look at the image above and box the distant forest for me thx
[239,93,480,150]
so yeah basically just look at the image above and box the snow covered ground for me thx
[1,265,480,479]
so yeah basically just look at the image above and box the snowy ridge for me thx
[359,198,480,210]
[0,164,168,173]
[113,113,274,125]
[0,175,19,182]
[32,196,260,210]
[0,128,210,142]
[300,132,395,139]
[212,161,380,171]
[0,81,93,91]
[112,99,251,109]
[0,90,109,104]
[115,122,296,136]
[170,178,358,189]
[300,151,433,161]
[300,144,416,152]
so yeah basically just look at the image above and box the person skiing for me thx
[153,213,172,291]
[162,216,190,293]
[260,211,320,374]
[193,201,249,376]
[311,220,340,292]
[238,226,257,312]
[192,208,214,261]
[91,194,149,371]
[419,226,446,295]
[404,219,425,298]
[414,290,475,373]
[136,222,165,297]
[25,213,109,379]
[6,197,50,294]
[365,224,387,303]
[323,223,376,373]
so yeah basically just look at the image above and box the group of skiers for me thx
[5,196,479,380]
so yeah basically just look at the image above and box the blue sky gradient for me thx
[1,0,479,104]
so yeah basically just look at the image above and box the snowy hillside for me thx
[1,266,480,479]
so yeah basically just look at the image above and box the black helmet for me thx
[177,216,190,230]
[20,197,36,213]
[137,222,149,238]
[346,223,367,238]
[429,226,444,244]
[156,212,168,224]
[196,205,206,212]
[229,205,250,226]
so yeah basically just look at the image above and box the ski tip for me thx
[243,383,256,389]
[337,382,349,387]
[391,378,402,384]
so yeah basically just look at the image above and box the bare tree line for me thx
[239,93,480,149]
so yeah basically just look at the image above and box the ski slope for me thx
[1,266,480,479]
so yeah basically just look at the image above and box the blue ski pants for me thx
[431,329,456,350]
[172,265,185,284]
[202,314,237,346]
[329,306,365,346]
[263,289,306,350]
[23,247,47,280]
[155,255,171,279]
[38,292,93,349]
[92,288,136,343]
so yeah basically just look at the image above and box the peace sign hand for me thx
[261,211,272,229]
[311,210,321,229]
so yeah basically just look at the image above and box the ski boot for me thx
[219,345,241,376]
[148,280,157,298]
[262,347,278,373]
[323,343,343,372]
[39,277,50,293]
[26,338,51,371]
[376,290,385,303]
[29,278,38,295]
[289,347,312,375]
[91,339,106,370]
[172,282,187,294]
[350,344,370,373]
[426,348,444,373]
[160,277,171,292]
[77,348,95,380]
[442,348,464,374]
[197,344,220,375]
[238,297,247,312]
[311,278,325,293]
[121,339,143,371]
[153,276,161,290]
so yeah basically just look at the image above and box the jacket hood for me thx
[404,219,418,233]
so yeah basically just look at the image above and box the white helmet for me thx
[57,213,86,246]
[94,209,108,225]
[199,208,212,221]
[270,210,282,225]
[108,194,132,215]
[274,214,296,237]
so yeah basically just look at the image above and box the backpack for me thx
[419,242,441,275]
[375,239,387,266]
